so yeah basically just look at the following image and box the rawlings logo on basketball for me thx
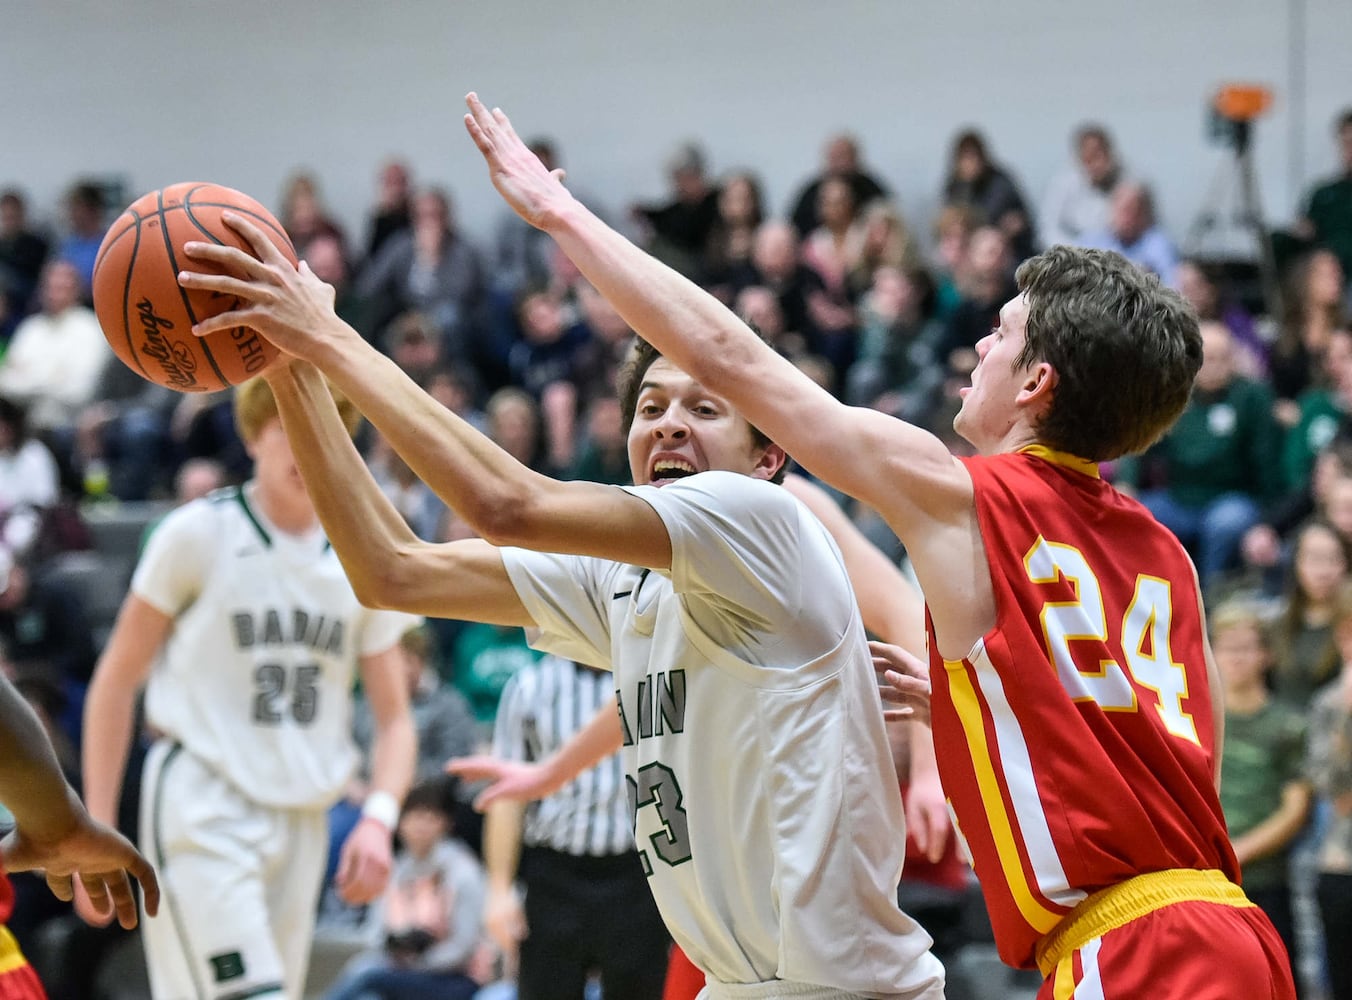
[135,297,200,389]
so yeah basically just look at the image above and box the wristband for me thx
[361,790,400,831]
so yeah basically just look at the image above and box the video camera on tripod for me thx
[1189,83,1281,317]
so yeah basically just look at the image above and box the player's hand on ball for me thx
[334,816,394,905]
[3,810,159,930]
[177,214,350,365]
[871,640,932,726]
[464,92,574,232]
[446,756,560,811]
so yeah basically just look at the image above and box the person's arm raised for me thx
[179,230,672,574]
[463,93,970,537]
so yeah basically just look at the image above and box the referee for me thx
[483,654,669,1000]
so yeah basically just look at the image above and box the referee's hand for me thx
[446,756,558,811]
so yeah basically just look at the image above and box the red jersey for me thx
[0,869,11,926]
[927,448,1237,970]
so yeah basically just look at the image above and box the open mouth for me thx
[650,458,698,485]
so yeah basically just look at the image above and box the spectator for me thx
[1117,321,1280,591]
[788,132,890,239]
[846,199,923,302]
[1295,108,1352,280]
[357,188,487,361]
[1177,257,1265,378]
[1270,519,1349,712]
[279,171,348,259]
[303,232,373,342]
[1038,123,1127,249]
[565,394,629,486]
[941,128,1036,260]
[385,311,445,386]
[1271,249,1347,409]
[0,259,111,436]
[1305,585,1352,1000]
[936,225,1016,381]
[323,781,486,1000]
[801,175,867,301]
[734,284,805,359]
[365,159,414,263]
[449,620,544,737]
[0,396,59,561]
[425,367,488,435]
[731,221,826,350]
[1283,328,1352,498]
[846,265,942,424]
[632,141,720,279]
[1082,181,1180,286]
[0,188,49,316]
[73,348,176,502]
[702,170,765,299]
[928,204,981,321]
[1213,601,1311,979]
[55,181,105,294]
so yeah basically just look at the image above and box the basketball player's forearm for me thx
[366,714,416,810]
[80,673,138,826]
[298,327,556,538]
[268,361,426,594]
[543,695,624,789]
[0,674,84,840]
[483,800,526,891]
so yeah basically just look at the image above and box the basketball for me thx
[91,182,297,392]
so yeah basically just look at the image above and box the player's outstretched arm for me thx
[448,694,625,811]
[0,672,160,929]
[180,227,673,573]
[463,93,969,537]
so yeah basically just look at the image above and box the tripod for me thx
[1185,118,1283,318]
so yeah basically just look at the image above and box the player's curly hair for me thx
[1013,246,1202,461]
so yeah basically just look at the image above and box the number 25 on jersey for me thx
[1025,538,1199,745]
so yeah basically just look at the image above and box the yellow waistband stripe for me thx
[1035,869,1253,977]
[0,925,29,976]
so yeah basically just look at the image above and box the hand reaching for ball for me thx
[177,213,358,370]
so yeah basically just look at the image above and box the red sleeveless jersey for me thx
[927,449,1237,969]
[0,868,10,926]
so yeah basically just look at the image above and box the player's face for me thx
[627,358,780,487]
[246,417,310,501]
[953,294,1034,453]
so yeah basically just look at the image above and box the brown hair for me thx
[1012,246,1202,460]
[233,375,361,443]
[615,338,787,484]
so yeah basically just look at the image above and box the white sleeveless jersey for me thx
[134,485,417,810]
[503,472,940,998]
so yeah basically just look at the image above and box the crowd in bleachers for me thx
[3,105,1352,1000]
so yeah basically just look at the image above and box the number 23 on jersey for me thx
[1024,537,1199,745]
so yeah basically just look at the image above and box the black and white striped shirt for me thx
[491,654,634,856]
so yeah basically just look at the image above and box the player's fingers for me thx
[464,113,491,155]
[445,757,497,780]
[179,239,272,279]
[176,268,267,301]
[79,872,112,915]
[472,784,507,813]
[220,212,289,266]
[882,708,915,722]
[101,871,140,930]
[45,871,75,902]
[189,308,267,339]
[126,853,161,918]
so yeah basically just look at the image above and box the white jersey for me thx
[503,471,940,998]
[135,484,417,810]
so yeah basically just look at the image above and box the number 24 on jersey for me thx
[1025,537,1199,745]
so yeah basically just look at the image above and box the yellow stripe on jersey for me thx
[945,657,1063,935]
[1052,956,1077,1000]
[1017,444,1101,479]
[0,926,29,975]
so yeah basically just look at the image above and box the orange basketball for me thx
[91,182,297,393]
